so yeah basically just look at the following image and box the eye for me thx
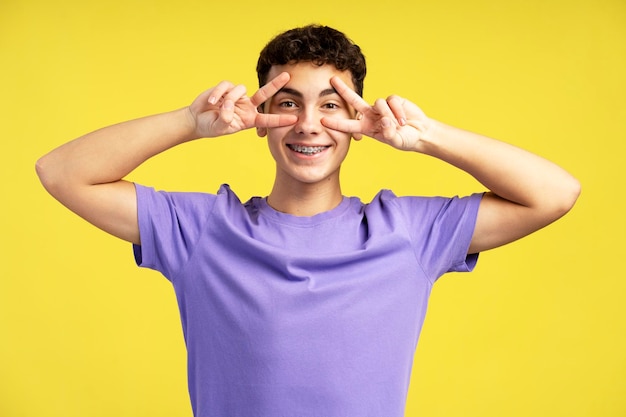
[279,100,298,108]
[322,102,340,110]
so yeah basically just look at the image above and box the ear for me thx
[256,104,268,137]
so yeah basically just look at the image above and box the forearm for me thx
[35,76,294,244]
[36,107,196,190]
[420,120,580,215]
[323,79,580,251]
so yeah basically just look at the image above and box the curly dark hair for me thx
[256,25,367,96]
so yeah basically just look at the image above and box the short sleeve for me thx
[132,183,217,280]
[392,192,483,282]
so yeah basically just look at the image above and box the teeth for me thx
[288,144,327,155]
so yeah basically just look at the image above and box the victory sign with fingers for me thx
[189,72,297,139]
[321,76,432,152]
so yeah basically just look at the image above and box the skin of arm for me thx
[322,76,581,254]
[35,73,297,244]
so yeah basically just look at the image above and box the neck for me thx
[267,178,343,217]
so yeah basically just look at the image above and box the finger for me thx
[255,113,298,128]
[387,95,407,126]
[329,76,372,115]
[213,84,247,129]
[216,99,236,127]
[373,98,396,121]
[250,72,291,107]
[380,116,398,141]
[320,116,362,133]
[190,88,216,112]
[223,84,247,103]
[208,80,235,105]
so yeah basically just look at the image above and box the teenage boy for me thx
[36,25,580,417]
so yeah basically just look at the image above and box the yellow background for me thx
[1,0,624,415]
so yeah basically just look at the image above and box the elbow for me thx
[35,155,51,189]
[550,176,582,220]
[35,153,64,196]
[562,176,581,212]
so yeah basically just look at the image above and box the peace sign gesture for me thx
[321,76,433,152]
[188,72,298,139]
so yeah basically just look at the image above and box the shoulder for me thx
[365,188,462,213]
[134,183,248,220]
[365,189,483,231]
[135,183,242,203]
[370,189,482,212]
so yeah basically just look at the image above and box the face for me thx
[258,62,357,189]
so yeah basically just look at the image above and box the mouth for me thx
[287,144,330,156]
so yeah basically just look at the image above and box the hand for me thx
[321,76,433,152]
[188,72,297,138]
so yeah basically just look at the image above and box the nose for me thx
[294,108,322,135]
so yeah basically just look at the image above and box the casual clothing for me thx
[133,183,482,417]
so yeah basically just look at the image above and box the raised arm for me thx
[322,76,581,254]
[420,121,580,253]
[36,73,296,244]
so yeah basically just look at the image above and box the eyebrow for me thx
[276,87,338,98]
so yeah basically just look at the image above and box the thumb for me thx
[215,100,235,130]
[206,100,236,137]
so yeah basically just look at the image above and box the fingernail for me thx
[223,100,234,110]
[208,96,217,105]
[399,118,407,126]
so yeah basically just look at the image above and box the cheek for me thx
[265,129,287,154]
[328,129,353,151]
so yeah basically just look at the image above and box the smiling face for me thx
[258,62,358,192]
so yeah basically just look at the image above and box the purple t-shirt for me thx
[133,183,482,417]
